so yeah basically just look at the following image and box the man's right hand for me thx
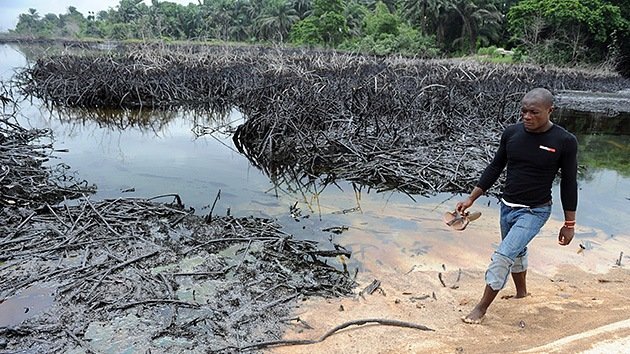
[456,187,484,214]
[456,197,474,214]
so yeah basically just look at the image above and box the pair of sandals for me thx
[442,210,481,231]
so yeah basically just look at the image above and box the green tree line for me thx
[7,0,630,68]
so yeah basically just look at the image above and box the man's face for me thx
[521,97,552,132]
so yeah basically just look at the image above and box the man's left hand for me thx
[558,226,575,246]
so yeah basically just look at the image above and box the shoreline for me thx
[269,261,629,353]
[262,205,629,353]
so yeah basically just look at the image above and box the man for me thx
[456,87,578,324]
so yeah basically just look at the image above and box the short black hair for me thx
[522,88,553,108]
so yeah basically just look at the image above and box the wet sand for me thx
[268,198,630,353]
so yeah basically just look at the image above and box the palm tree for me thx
[228,0,253,41]
[293,0,313,19]
[199,0,237,41]
[115,0,145,23]
[255,0,299,41]
[345,1,369,37]
[446,0,501,53]
[400,0,445,34]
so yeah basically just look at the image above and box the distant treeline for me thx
[5,0,630,71]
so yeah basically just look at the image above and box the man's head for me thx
[521,88,554,132]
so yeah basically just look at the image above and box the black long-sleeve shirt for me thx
[477,123,578,211]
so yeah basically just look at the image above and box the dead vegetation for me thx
[0,197,356,352]
[0,99,94,208]
[0,95,356,352]
[15,45,630,196]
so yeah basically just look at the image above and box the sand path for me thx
[268,202,629,353]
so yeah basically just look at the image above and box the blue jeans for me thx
[485,202,552,290]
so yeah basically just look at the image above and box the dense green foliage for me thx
[507,0,629,64]
[6,0,630,68]
[290,0,348,46]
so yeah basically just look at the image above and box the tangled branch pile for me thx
[1,196,354,352]
[16,45,630,195]
[0,106,94,208]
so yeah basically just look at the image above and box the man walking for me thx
[457,88,578,324]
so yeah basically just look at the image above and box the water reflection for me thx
[555,108,630,135]
[15,103,275,217]
[51,106,180,132]
[44,104,235,137]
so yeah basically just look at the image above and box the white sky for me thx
[0,0,197,31]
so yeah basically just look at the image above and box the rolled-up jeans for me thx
[485,202,552,290]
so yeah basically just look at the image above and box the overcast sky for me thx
[0,0,196,32]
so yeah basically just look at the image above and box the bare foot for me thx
[461,307,485,324]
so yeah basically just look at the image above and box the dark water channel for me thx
[1,44,629,333]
